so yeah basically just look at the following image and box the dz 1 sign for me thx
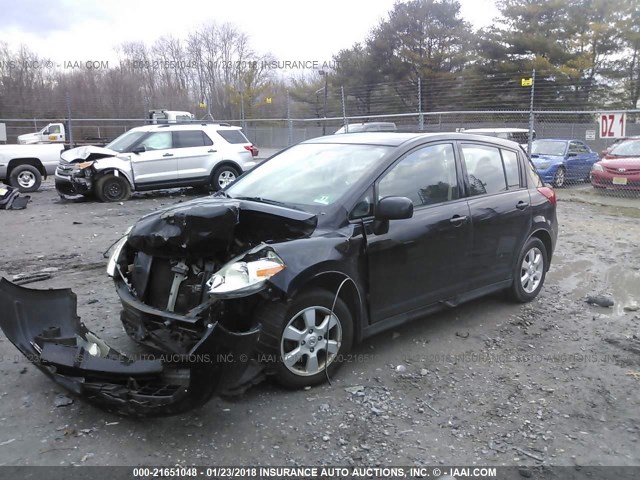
[600,113,626,138]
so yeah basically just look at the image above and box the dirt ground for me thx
[0,180,639,468]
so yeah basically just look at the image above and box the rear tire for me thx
[256,288,354,389]
[9,165,41,193]
[211,165,240,191]
[95,174,131,202]
[508,237,548,303]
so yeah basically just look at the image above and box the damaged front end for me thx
[113,197,316,355]
[0,196,317,415]
[55,147,131,198]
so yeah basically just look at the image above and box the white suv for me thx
[55,124,259,202]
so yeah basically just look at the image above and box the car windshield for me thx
[226,143,390,210]
[106,130,147,153]
[609,139,640,157]
[532,140,566,156]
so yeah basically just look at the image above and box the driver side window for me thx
[139,132,173,151]
[378,143,458,207]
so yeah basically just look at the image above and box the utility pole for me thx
[319,70,328,135]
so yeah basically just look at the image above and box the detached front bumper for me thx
[0,278,260,416]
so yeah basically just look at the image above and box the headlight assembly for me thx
[207,246,285,298]
[591,163,604,172]
[106,227,132,277]
[75,161,95,170]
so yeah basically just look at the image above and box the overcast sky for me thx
[0,0,500,64]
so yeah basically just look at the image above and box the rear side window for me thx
[217,130,249,144]
[501,149,521,188]
[525,158,544,187]
[174,130,213,148]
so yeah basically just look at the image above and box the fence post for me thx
[418,78,424,131]
[341,86,348,132]
[527,69,536,157]
[65,92,73,148]
[286,90,293,146]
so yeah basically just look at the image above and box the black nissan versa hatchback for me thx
[0,132,557,416]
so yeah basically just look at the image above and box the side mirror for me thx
[567,152,578,157]
[131,145,146,154]
[373,196,413,235]
[375,196,413,220]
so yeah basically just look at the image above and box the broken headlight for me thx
[75,161,94,170]
[106,228,132,277]
[207,247,285,298]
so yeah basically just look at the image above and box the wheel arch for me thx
[93,168,134,189]
[286,270,365,346]
[529,228,553,267]
[210,160,243,178]
[7,158,46,179]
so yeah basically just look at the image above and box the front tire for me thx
[95,174,131,202]
[211,165,240,191]
[508,237,548,303]
[256,288,354,389]
[553,166,566,188]
[9,165,41,193]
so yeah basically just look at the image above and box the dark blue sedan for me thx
[531,139,599,187]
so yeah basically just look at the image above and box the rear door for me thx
[365,142,472,322]
[216,129,253,164]
[460,142,532,289]
[175,130,221,181]
[130,131,178,185]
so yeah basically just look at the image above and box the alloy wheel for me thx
[280,306,342,377]
[520,247,544,294]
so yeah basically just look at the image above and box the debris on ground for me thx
[53,394,74,407]
[586,294,614,307]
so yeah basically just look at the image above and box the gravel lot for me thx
[0,180,639,468]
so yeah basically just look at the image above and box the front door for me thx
[130,131,178,185]
[366,142,472,323]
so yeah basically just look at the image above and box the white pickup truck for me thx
[18,122,66,144]
[0,143,67,192]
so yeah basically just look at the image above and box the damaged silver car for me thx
[0,133,558,416]
[54,123,258,202]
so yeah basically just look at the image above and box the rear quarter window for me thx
[217,130,250,144]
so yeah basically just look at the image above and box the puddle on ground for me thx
[604,267,640,316]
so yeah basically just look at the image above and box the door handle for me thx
[208,149,217,153]
[516,200,529,210]
[449,215,467,226]
[163,153,174,157]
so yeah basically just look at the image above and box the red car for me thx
[591,137,640,190]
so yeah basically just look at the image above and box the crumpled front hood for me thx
[61,145,119,162]
[127,196,318,258]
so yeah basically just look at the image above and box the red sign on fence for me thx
[599,113,626,138]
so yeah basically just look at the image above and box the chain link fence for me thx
[2,74,639,199]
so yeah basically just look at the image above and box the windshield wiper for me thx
[234,196,302,210]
